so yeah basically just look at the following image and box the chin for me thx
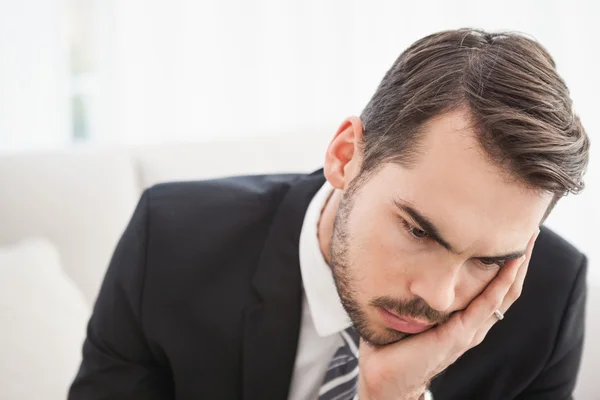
[357,322,413,348]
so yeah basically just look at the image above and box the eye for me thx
[400,218,429,240]
[478,258,506,269]
[410,227,429,239]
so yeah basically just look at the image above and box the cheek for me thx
[344,209,416,300]
[343,203,499,310]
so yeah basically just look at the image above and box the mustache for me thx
[370,296,451,325]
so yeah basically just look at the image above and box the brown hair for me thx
[359,28,590,212]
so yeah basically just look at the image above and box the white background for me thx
[0,0,598,280]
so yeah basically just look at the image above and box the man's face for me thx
[329,110,552,347]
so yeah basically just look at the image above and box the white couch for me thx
[0,136,598,399]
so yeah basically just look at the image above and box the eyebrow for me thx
[392,198,527,261]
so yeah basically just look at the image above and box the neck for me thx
[317,189,341,266]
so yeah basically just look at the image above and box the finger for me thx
[504,229,538,304]
[469,229,540,346]
[461,229,540,332]
[459,255,523,331]
[435,262,520,356]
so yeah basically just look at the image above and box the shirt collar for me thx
[299,181,352,337]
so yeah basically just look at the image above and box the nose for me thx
[408,261,459,313]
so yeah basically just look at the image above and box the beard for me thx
[329,183,450,348]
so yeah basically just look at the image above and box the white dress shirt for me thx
[287,182,352,400]
[287,182,433,400]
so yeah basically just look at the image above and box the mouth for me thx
[376,307,435,334]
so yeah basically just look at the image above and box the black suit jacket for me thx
[69,171,587,400]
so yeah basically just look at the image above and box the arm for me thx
[516,255,587,400]
[69,190,173,400]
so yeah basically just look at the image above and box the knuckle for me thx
[454,333,472,352]
[472,332,486,347]
[511,286,523,299]
[484,290,503,309]
[505,287,522,304]
[490,298,503,312]
[448,345,468,365]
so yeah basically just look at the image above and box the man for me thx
[69,29,590,400]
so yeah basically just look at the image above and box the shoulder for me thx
[137,173,309,286]
[146,173,304,209]
[136,173,311,318]
[534,226,585,269]
[517,225,587,353]
[528,226,587,294]
[141,173,304,231]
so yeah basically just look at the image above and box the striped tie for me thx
[319,326,360,400]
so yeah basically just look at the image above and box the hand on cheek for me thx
[357,229,540,400]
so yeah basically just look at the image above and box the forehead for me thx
[366,109,551,254]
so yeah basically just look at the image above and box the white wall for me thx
[0,0,597,273]
[0,0,71,151]
[91,0,598,144]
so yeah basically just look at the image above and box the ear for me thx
[324,116,364,190]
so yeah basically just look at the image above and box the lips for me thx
[377,307,435,334]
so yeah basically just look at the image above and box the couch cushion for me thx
[0,238,89,400]
[132,135,329,189]
[0,149,139,304]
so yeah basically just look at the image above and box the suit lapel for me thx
[242,170,326,400]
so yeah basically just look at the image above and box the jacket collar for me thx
[242,170,326,399]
